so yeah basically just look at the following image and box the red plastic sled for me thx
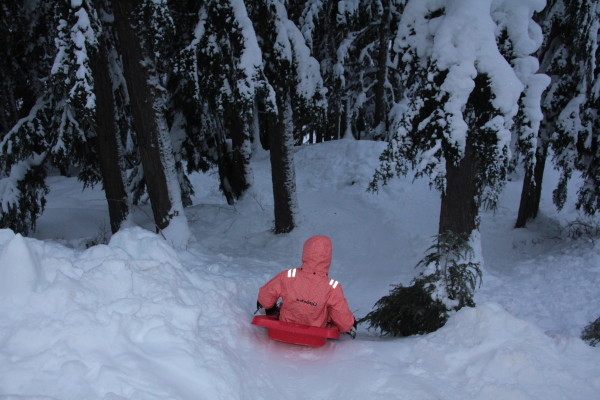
[251,315,340,347]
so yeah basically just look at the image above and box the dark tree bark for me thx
[326,97,342,141]
[374,0,391,132]
[90,36,129,234]
[218,108,250,204]
[439,75,491,237]
[439,138,479,236]
[268,93,296,233]
[514,17,559,228]
[328,98,347,141]
[111,0,175,231]
[515,143,548,228]
[0,91,18,135]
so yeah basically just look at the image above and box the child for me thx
[257,235,356,338]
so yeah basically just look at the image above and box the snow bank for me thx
[0,228,261,399]
[0,232,44,302]
[406,303,600,399]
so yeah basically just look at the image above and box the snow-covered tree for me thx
[0,0,136,236]
[165,0,216,199]
[0,2,33,135]
[90,0,131,233]
[516,0,581,227]
[549,0,600,216]
[516,0,600,226]
[290,0,406,141]
[0,0,39,225]
[111,0,190,246]
[0,0,102,234]
[249,0,327,232]
[372,0,547,238]
[360,231,482,336]
[175,0,272,204]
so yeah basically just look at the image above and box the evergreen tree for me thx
[0,1,32,135]
[0,0,101,235]
[0,1,42,233]
[174,0,271,204]
[288,0,348,142]
[515,0,600,223]
[111,0,191,246]
[549,0,600,216]
[0,0,135,236]
[371,0,547,238]
[360,232,482,336]
[90,0,130,233]
[582,316,600,347]
[135,0,194,208]
[167,0,218,196]
[290,0,406,142]
[515,0,579,227]
[249,0,327,233]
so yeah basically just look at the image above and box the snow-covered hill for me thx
[1,140,599,399]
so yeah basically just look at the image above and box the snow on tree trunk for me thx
[374,0,392,135]
[90,31,129,234]
[111,0,190,247]
[269,92,297,234]
[514,1,570,228]
[250,0,327,233]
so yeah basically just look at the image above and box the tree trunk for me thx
[0,91,18,135]
[324,92,345,141]
[439,137,479,236]
[515,143,548,228]
[374,0,391,132]
[111,0,188,239]
[90,35,129,234]
[268,93,296,233]
[218,108,250,204]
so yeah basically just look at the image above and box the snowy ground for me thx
[1,140,599,399]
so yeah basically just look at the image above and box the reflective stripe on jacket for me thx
[258,236,355,333]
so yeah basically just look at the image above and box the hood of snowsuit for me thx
[300,235,332,277]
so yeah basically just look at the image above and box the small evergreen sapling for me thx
[581,317,600,347]
[359,232,482,336]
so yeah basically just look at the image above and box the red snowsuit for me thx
[258,236,355,333]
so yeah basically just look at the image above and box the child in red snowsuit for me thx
[257,235,356,337]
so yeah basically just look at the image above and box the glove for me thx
[256,301,279,316]
[346,319,357,339]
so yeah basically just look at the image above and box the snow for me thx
[394,0,547,168]
[151,111,190,249]
[298,0,324,48]
[1,140,600,399]
[0,233,44,302]
[0,152,46,213]
[230,0,265,100]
